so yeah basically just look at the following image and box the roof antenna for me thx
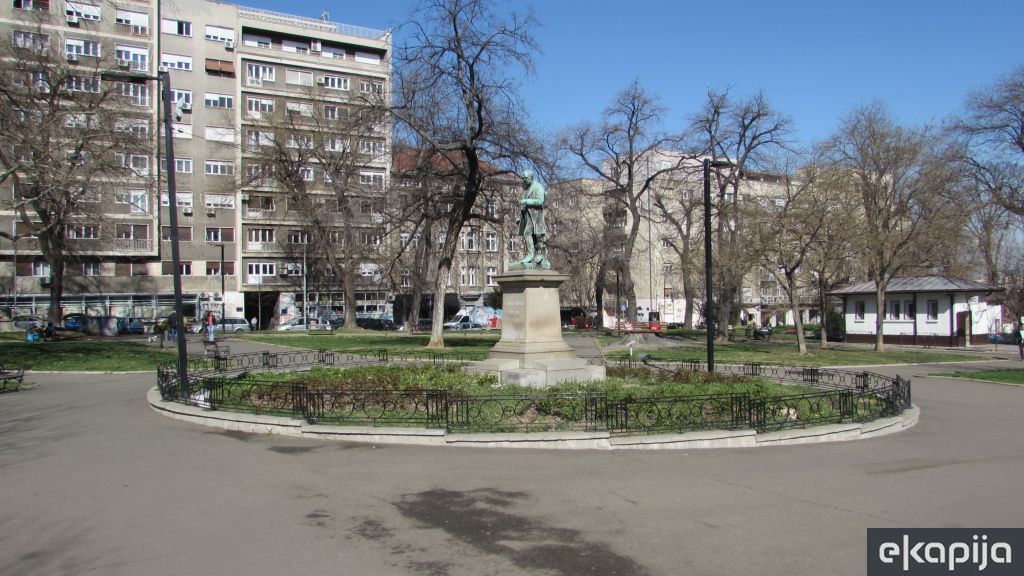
[321,7,330,21]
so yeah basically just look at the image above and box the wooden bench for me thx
[0,363,25,392]
[615,321,668,333]
[202,340,231,359]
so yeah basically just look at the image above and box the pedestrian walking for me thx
[1016,323,1024,360]
[205,310,216,342]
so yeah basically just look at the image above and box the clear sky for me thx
[239,0,1023,147]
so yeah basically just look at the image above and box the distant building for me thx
[830,276,1004,346]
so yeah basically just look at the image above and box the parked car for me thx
[445,320,484,331]
[356,317,399,331]
[753,325,774,340]
[189,317,252,334]
[117,317,146,335]
[13,315,44,330]
[275,317,333,331]
[62,313,88,331]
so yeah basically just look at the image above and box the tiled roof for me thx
[829,276,1004,295]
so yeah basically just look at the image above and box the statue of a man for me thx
[516,170,550,269]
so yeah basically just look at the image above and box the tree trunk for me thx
[681,268,695,330]
[787,272,807,355]
[874,284,886,352]
[47,259,64,324]
[818,274,829,350]
[427,259,451,348]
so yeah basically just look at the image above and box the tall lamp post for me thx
[703,157,733,372]
[104,69,188,392]
[219,242,225,335]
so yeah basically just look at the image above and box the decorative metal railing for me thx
[156,352,911,435]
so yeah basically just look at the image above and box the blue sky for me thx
[240,0,1022,147]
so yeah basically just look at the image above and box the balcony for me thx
[112,238,152,253]
[244,242,281,253]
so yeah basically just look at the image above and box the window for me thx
[462,267,477,286]
[66,75,100,92]
[161,226,192,242]
[461,230,478,251]
[322,75,348,90]
[115,10,149,34]
[324,137,347,152]
[67,224,99,239]
[160,53,192,71]
[32,260,51,277]
[245,130,274,151]
[66,37,100,58]
[246,96,274,116]
[361,232,381,247]
[170,89,192,106]
[484,199,497,218]
[115,153,149,176]
[282,39,309,53]
[115,81,149,106]
[286,134,313,148]
[115,45,148,70]
[205,227,234,242]
[285,102,313,117]
[207,261,235,276]
[161,18,191,36]
[114,118,148,137]
[247,228,274,243]
[14,0,50,12]
[358,140,384,157]
[66,2,101,21]
[887,299,902,320]
[162,261,192,276]
[401,271,411,288]
[324,105,346,120]
[242,33,271,48]
[905,301,916,319]
[487,267,497,286]
[204,92,233,108]
[359,171,384,189]
[204,161,234,176]
[205,194,235,209]
[174,157,192,173]
[285,68,313,86]
[927,300,939,321]
[13,30,48,51]
[287,230,309,244]
[81,260,100,276]
[246,63,274,85]
[854,301,866,321]
[115,223,148,240]
[204,25,234,42]
[298,167,314,181]
[160,192,193,207]
[485,232,498,252]
[247,262,276,276]
[359,80,382,94]
[115,189,149,213]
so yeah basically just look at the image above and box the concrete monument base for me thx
[468,269,605,387]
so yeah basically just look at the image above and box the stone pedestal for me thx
[469,270,605,387]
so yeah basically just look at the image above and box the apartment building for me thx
[0,0,391,326]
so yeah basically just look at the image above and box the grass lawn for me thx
[604,340,976,367]
[933,368,1024,385]
[242,330,499,358]
[0,337,176,371]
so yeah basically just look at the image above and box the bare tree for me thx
[685,89,792,341]
[652,176,704,329]
[559,80,688,321]
[744,161,827,354]
[242,84,389,329]
[0,30,151,322]
[391,0,541,348]
[821,103,960,351]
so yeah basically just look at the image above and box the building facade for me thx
[0,0,391,327]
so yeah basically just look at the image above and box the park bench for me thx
[615,321,668,334]
[0,362,25,392]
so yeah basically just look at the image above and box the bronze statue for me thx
[516,169,550,269]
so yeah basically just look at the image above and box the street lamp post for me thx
[105,69,188,392]
[703,158,733,372]
[219,242,225,335]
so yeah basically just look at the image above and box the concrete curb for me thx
[148,387,919,450]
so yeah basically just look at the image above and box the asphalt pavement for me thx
[1,346,1023,575]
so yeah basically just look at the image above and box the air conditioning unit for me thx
[117,59,130,69]
[182,207,193,216]
[66,13,79,24]
[240,194,250,203]
[316,77,325,85]
[224,40,234,50]
[180,102,192,113]
[67,53,79,63]
[206,209,216,217]
[158,66,169,73]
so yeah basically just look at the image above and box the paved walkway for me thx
[1,345,1023,575]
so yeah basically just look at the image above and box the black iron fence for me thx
[156,352,912,435]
